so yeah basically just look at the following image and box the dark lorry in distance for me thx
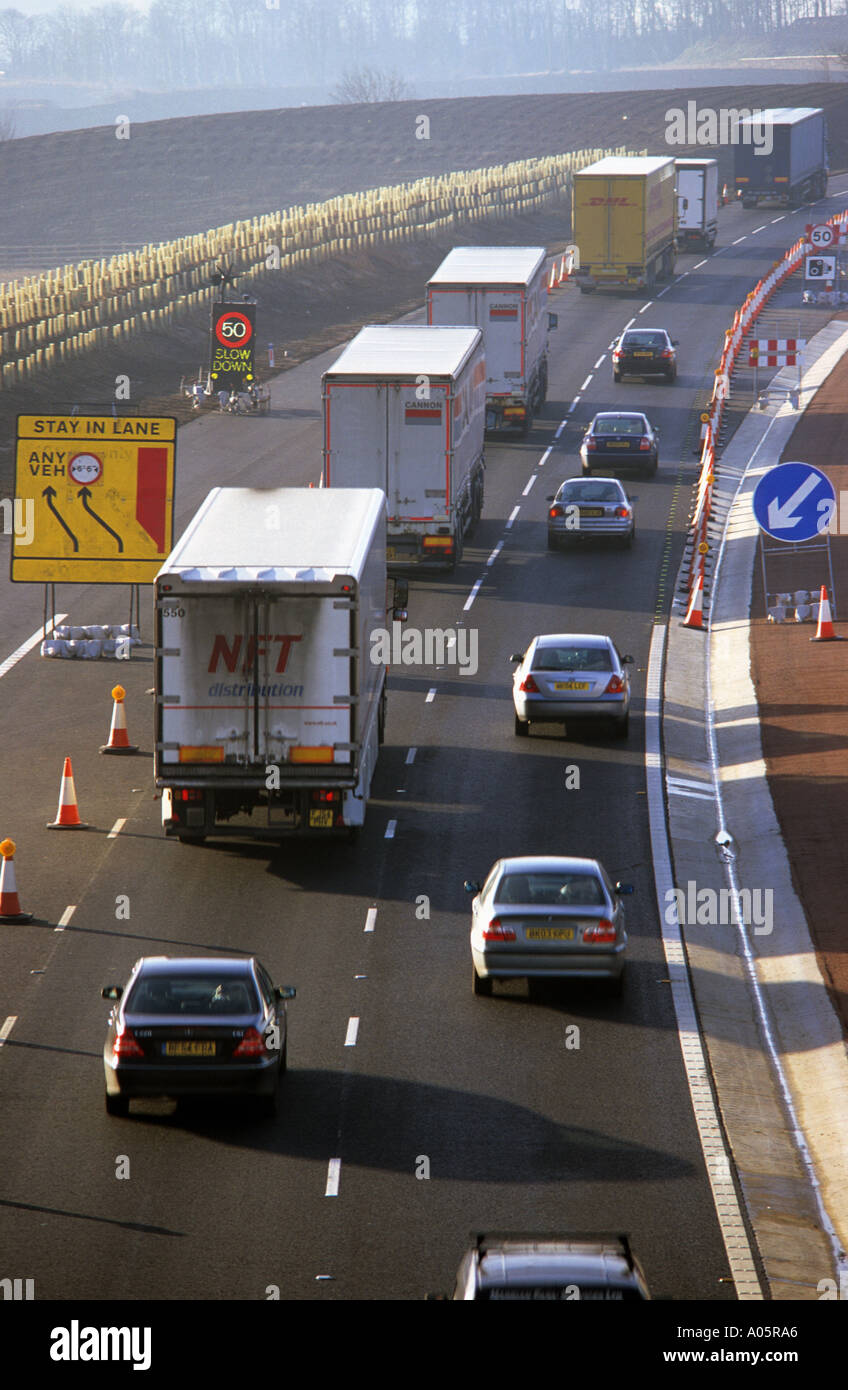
[734,107,828,209]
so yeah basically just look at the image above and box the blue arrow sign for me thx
[752,462,835,542]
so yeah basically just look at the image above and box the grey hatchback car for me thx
[447,1232,650,1300]
[511,633,633,738]
[102,955,296,1117]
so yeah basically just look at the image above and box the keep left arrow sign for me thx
[753,462,835,542]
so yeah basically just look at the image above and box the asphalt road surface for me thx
[0,193,839,1302]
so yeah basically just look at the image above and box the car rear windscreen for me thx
[127,974,260,1016]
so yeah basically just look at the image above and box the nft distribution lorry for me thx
[322,324,485,569]
[155,486,402,842]
[674,158,719,250]
[426,246,551,433]
[572,156,677,292]
[734,107,828,208]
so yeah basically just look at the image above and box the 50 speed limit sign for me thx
[807,224,835,250]
[214,309,254,345]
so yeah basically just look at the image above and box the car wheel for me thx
[473,963,493,997]
[606,971,625,999]
[514,712,529,737]
[547,533,558,550]
[613,713,629,739]
[178,834,206,845]
[666,370,676,384]
[622,527,635,549]
[258,1087,278,1119]
[105,1093,129,1117]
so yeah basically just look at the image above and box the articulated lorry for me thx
[572,155,677,293]
[322,324,485,569]
[674,158,719,250]
[734,107,828,209]
[155,486,403,843]
[426,246,552,433]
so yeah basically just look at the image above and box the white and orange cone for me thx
[47,756,90,829]
[0,839,33,923]
[810,585,843,642]
[682,573,705,630]
[100,684,139,755]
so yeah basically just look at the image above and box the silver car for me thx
[511,633,632,738]
[547,477,635,549]
[465,855,632,996]
[448,1232,650,1300]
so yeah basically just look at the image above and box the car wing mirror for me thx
[622,654,634,664]
[464,880,481,894]
[276,985,297,1001]
[101,986,123,1000]
[615,882,634,895]
[509,653,524,663]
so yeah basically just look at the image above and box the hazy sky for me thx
[4,0,149,12]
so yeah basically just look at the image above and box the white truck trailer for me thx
[155,486,401,843]
[674,158,719,250]
[322,324,485,569]
[426,246,551,434]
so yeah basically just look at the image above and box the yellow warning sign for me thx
[12,415,176,584]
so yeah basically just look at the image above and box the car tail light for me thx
[604,675,625,694]
[660,347,674,358]
[583,919,616,943]
[519,673,540,693]
[483,918,516,942]
[586,437,597,451]
[233,1027,269,1059]
[112,1024,144,1058]
[639,437,651,451]
[549,505,565,519]
[614,506,631,519]
[612,349,621,361]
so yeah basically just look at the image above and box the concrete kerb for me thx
[663,320,848,1300]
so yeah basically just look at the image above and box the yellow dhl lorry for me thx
[572,156,677,293]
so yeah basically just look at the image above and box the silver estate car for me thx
[511,633,633,738]
[547,476,635,549]
[465,855,633,996]
[447,1232,650,1300]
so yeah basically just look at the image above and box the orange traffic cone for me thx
[47,756,90,829]
[810,585,842,641]
[547,264,557,294]
[100,684,139,754]
[0,839,33,923]
[683,573,705,629]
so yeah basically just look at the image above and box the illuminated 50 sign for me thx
[214,310,253,345]
[209,301,256,391]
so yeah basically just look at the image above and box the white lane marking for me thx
[0,1017,17,1047]
[425,688,436,703]
[364,907,377,933]
[645,623,762,1299]
[539,447,552,465]
[693,259,707,269]
[638,301,653,313]
[656,286,670,296]
[522,475,537,496]
[325,1159,341,1197]
[487,542,503,567]
[385,819,397,838]
[0,614,69,681]
[771,215,786,223]
[579,374,592,391]
[505,507,520,529]
[107,818,126,839]
[405,747,417,765]
[624,317,636,329]
[667,776,714,793]
[344,1017,359,1047]
[554,420,566,438]
[55,905,76,933]
[752,224,767,234]
[594,355,606,370]
[732,236,747,245]
[463,580,483,611]
[667,786,714,801]
[568,397,580,413]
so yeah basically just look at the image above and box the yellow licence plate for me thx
[608,441,630,447]
[579,508,604,517]
[164,1041,216,1056]
[526,927,575,941]
[633,351,652,358]
[386,547,396,559]
[554,681,590,690]
[309,809,334,828]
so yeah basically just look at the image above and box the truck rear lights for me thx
[583,920,616,944]
[176,789,204,802]
[311,788,340,803]
[604,675,625,694]
[519,674,540,693]
[422,536,453,549]
[483,918,516,942]
[289,746,334,764]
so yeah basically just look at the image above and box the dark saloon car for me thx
[612,327,678,382]
[580,412,659,478]
[102,955,296,1117]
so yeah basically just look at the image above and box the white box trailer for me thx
[674,159,719,250]
[426,247,551,433]
[155,487,397,842]
[322,325,485,569]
